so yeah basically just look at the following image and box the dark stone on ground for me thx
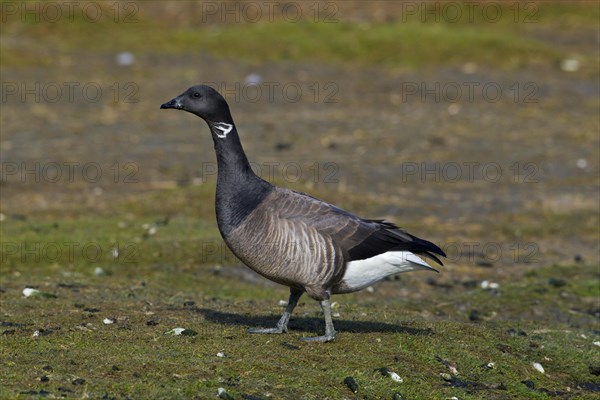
[548,278,567,288]
[469,309,481,322]
[343,376,359,393]
[281,342,300,350]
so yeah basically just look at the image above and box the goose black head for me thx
[160,85,232,123]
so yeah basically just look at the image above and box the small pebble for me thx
[116,52,135,66]
[343,376,359,393]
[281,342,300,350]
[71,378,86,385]
[576,158,588,169]
[392,392,405,400]
[548,278,566,288]
[522,379,535,389]
[533,362,545,374]
[469,309,481,322]
[40,375,49,382]
[217,387,234,400]
[244,73,262,85]
[447,103,460,115]
[560,59,580,72]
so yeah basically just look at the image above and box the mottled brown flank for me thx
[224,188,344,300]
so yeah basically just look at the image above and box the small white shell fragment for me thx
[448,365,459,375]
[217,387,233,399]
[486,362,495,369]
[333,313,341,318]
[278,300,287,307]
[32,330,41,337]
[217,351,225,358]
[94,267,107,276]
[116,52,135,66]
[148,226,157,235]
[577,158,588,169]
[560,59,580,72]
[165,328,197,336]
[447,103,460,115]
[366,286,375,293]
[331,302,339,309]
[593,341,600,347]
[481,281,499,290]
[533,362,545,374]
[388,371,403,382]
[111,248,119,259]
[23,288,40,297]
[103,318,116,325]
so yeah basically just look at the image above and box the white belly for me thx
[335,251,436,293]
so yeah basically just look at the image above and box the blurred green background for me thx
[1,1,599,399]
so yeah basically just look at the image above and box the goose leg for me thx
[299,298,337,342]
[248,287,303,334]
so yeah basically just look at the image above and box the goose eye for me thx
[193,92,200,98]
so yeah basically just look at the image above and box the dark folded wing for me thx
[274,188,446,265]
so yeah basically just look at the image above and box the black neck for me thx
[208,121,253,182]
[206,120,273,237]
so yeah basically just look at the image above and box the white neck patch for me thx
[213,122,233,139]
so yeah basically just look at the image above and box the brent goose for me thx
[161,85,445,342]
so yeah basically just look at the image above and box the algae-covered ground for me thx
[1,1,599,399]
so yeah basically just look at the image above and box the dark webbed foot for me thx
[248,326,287,334]
[298,298,337,342]
[248,288,302,336]
[299,331,336,342]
